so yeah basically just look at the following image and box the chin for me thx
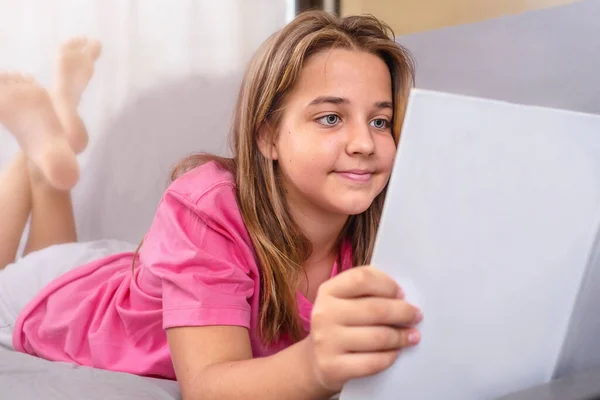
[333,199,376,216]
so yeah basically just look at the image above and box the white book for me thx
[340,89,600,400]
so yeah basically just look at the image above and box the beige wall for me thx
[341,0,580,34]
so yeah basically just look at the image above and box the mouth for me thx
[334,169,374,182]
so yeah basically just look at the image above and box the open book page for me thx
[340,89,600,400]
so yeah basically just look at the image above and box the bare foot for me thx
[0,72,79,190]
[52,37,102,154]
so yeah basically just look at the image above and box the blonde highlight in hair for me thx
[153,11,415,344]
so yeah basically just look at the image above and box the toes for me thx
[12,73,32,83]
[59,36,102,61]
[6,72,21,82]
[0,72,35,84]
[0,72,24,83]
[20,73,34,83]
[85,40,102,61]
[62,36,87,52]
[0,73,14,85]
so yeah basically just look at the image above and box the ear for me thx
[257,122,279,161]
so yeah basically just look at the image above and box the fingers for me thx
[319,266,401,299]
[317,296,422,327]
[309,266,424,391]
[313,267,423,328]
[336,326,421,353]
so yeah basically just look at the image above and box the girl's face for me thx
[268,48,396,220]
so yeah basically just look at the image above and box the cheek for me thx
[276,132,300,168]
[279,128,337,167]
[377,136,397,170]
[276,131,321,184]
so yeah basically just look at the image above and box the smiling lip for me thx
[335,169,374,182]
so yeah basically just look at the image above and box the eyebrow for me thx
[308,96,348,106]
[375,101,394,110]
[308,96,393,110]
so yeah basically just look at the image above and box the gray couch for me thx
[3,347,600,400]
[0,348,181,400]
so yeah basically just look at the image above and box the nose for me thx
[346,122,375,156]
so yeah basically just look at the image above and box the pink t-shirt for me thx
[12,161,353,379]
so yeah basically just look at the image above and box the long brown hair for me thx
[161,11,414,344]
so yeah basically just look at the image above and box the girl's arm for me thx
[168,267,423,400]
[167,325,335,400]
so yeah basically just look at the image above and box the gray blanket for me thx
[0,349,181,399]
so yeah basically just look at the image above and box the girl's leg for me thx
[0,74,76,260]
[0,153,32,269]
[0,73,78,191]
[23,166,77,255]
[23,37,102,255]
[0,71,72,268]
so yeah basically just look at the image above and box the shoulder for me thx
[167,160,236,206]
[162,161,240,222]
[142,160,257,274]
[155,160,251,247]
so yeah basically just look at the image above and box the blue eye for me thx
[370,119,390,129]
[317,114,340,126]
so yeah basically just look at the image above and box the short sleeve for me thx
[139,185,256,330]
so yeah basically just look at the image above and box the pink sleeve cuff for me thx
[162,306,251,330]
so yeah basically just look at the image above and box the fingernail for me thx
[396,287,405,299]
[413,309,424,324]
[408,331,421,345]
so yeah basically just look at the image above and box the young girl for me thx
[0,10,423,400]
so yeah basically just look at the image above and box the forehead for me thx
[290,48,392,103]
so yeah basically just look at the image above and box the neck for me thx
[287,200,348,265]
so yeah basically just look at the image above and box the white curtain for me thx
[0,0,288,245]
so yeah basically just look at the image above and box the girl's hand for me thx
[308,266,423,393]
